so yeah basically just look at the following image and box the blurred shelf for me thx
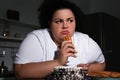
[0,45,19,48]
[0,71,15,78]
[0,36,23,42]
[0,17,40,29]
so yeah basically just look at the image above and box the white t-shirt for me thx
[14,29,105,66]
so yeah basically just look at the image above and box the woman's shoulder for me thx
[74,31,89,38]
[31,28,48,34]
[27,28,48,37]
[73,31,95,44]
[25,28,49,40]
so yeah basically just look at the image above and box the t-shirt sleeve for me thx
[88,37,105,63]
[14,32,44,64]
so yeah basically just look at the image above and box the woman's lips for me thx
[61,30,69,35]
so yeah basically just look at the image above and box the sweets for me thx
[64,35,77,56]
[53,66,86,80]
[64,35,72,41]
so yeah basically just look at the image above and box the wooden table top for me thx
[89,71,120,78]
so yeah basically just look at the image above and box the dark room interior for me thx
[0,0,120,80]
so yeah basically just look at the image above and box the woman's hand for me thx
[77,64,90,73]
[77,62,106,73]
[56,40,77,66]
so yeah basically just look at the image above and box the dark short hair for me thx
[38,0,84,31]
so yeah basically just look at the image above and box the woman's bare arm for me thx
[14,60,60,79]
[77,62,106,72]
[88,62,106,72]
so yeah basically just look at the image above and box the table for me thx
[89,71,120,80]
[91,77,120,80]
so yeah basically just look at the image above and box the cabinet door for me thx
[103,13,120,72]
[80,13,102,48]
[80,12,120,72]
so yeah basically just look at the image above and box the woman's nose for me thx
[62,21,68,29]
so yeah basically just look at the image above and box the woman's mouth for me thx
[61,30,69,35]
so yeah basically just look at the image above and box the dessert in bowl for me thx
[46,66,90,80]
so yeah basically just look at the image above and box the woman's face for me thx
[50,9,76,43]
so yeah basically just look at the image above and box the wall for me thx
[0,0,43,26]
[0,0,120,24]
[69,0,120,19]
[69,0,90,14]
[90,0,120,18]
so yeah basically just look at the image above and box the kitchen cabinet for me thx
[0,35,23,49]
[80,12,120,72]
[0,18,40,29]
[0,17,40,78]
[0,17,40,48]
[0,29,22,79]
[0,18,39,50]
[0,35,23,42]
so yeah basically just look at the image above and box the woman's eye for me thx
[55,20,62,24]
[67,19,74,23]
